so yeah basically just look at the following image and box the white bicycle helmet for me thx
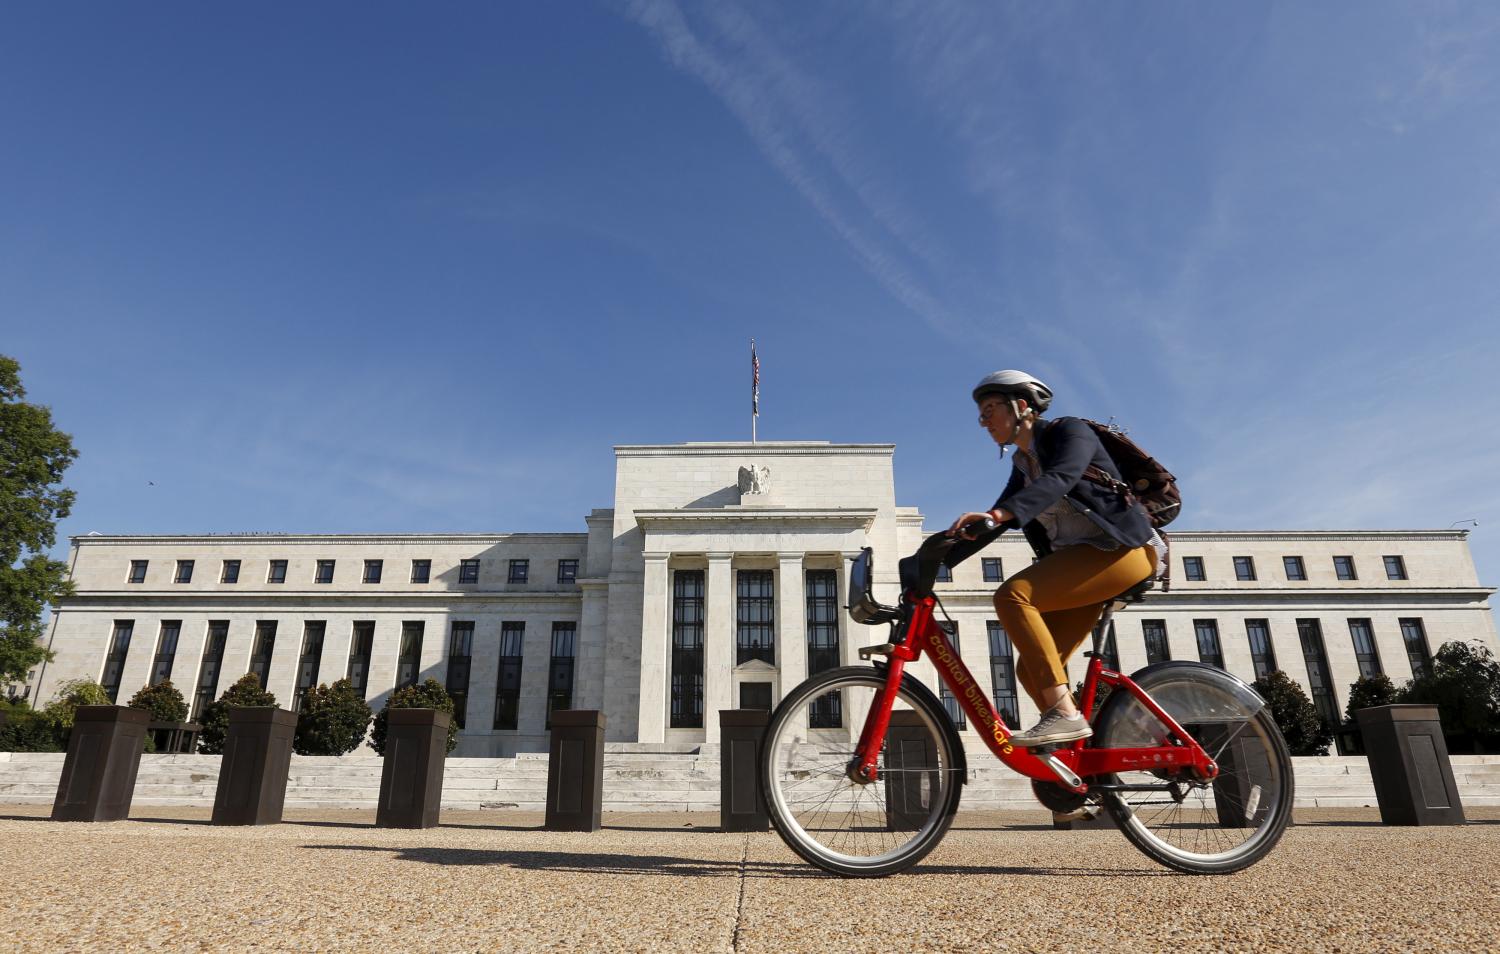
[972,370,1053,413]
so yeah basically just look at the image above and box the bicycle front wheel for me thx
[1092,662,1294,874]
[761,666,964,877]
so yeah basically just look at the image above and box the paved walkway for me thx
[1,805,1495,952]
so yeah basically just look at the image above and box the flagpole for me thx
[751,338,759,444]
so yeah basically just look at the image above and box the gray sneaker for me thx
[1011,705,1093,748]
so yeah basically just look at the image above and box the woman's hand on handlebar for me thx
[947,510,1006,540]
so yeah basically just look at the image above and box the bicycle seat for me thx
[1108,577,1155,606]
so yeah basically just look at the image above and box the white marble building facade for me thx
[33,441,1498,756]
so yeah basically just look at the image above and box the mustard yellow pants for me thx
[992,543,1156,707]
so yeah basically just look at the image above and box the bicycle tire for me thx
[1092,662,1295,874]
[761,666,964,877]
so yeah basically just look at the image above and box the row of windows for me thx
[930,554,1413,586]
[1180,554,1408,583]
[99,618,579,732]
[125,557,581,586]
[669,569,843,729]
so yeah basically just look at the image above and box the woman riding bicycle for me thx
[947,370,1167,748]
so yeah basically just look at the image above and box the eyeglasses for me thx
[977,401,1010,422]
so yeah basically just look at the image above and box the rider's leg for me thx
[994,544,1154,746]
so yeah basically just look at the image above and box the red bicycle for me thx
[761,532,1294,877]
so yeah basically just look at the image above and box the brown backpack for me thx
[1078,419,1182,529]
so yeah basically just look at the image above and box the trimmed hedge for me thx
[1252,670,1332,756]
[126,680,189,724]
[197,674,278,755]
[368,678,458,756]
[294,679,373,756]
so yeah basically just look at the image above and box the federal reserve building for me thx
[32,441,1498,757]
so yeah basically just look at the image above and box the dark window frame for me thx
[508,559,530,584]
[458,559,480,584]
[128,560,148,584]
[101,620,134,702]
[293,621,326,712]
[557,559,579,584]
[410,559,431,584]
[1233,556,1257,581]
[806,569,842,729]
[981,558,1003,584]
[315,560,336,585]
[362,559,383,584]
[220,559,240,584]
[192,621,229,720]
[174,560,194,584]
[150,620,181,687]
[1383,555,1408,581]
[1333,555,1358,581]
[1348,618,1383,679]
[671,570,705,729]
[736,569,776,666]
[1297,619,1341,730]
[267,560,288,584]
[1182,556,1206,582]
[1193,619,1225,669]
[494,622,525,730]
[936,623,966,729]
[545,622,577,728]
[1245,618,1277,681]
[346,621,375,697]
[1142,619,1171,665]
[446,621,475,729]
[935,563,953,583]
[1399,618,1432,680]
[249,620,277,690]
[1283,556,1307,581]
[396,621,424,689]
[987,621,1020,728]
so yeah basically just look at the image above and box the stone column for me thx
[837,553,859,667]
[704,554,735,743]
[636,553,671,744]
[776,554,808,703]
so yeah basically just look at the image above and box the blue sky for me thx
[5,2,1500,585]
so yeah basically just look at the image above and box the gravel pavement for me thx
[1,804,1496,952]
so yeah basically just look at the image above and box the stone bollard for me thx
[545,710,606,832]
[51,705,150,822]
[1356,704,1465,826]
[719,709,770,832]
[212,707,297,826]
[884,711,940,831]
[377,708,451,829]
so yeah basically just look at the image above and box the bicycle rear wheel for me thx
[761,666,964,877]
[1091,662,1294,874]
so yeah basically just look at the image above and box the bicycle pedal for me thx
[1051,806,1099,824]
[858,643,895,659]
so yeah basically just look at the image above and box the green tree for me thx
[1252,670,1333,756]
[197,673,278,754]
[0,355,79,685]
[0,698,64,752]
[40,678,110,734]
[294,679,373,756]
[1402,641,1500,753]
[1344,674,1401,723]
[368,678,458,756]
[126,680,189,724]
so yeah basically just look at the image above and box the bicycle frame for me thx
[852,595,1219,793]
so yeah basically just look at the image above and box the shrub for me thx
[126,680,189,724]
[294,679,373,756]
[1402,641,1500,753]
[1344,674,1402,721]
[368,678,458,756]
[40,678,110,733]
[0,699,63,752]
[197,674,278,755]
[1252,670,1332,756]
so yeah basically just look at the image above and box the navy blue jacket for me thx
[946,416,1155,567]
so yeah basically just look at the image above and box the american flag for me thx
[751,339,760,417]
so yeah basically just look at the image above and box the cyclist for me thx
[946,370,1166,747]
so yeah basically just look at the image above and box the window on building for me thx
[558,559,579,584]
[1100,620,1120,670]
[546,622,577,727]
[937,623,966,729]
[670,570,705,729]
[150,620,180,687]
[806,569,842,728]
[935,564,952,583]
[1142,619,1171,664]
[128,560,148,584]
[293,622,325,712]
[494,622,525,730]
[736,570,775,665]
[1283,556,1307,581]
[1399,618,1432,680]
[508,559,529,584]
[459,559,480,584]
[249,621,277,690]
[315,560,335,584]
[346,621,375,697]
[1297,619,1341,731]
[1383,555,1408,581]
[447,621,474,729]
[363,560,382,584]
[267,560,287,584]
[220,560,240,584]
[1245,619,1277,681]
[1233,556,1257,581]
[397,622,424,688]
[101,621,133,702]
[410,559,431,583]
[174,560,194,584]
[1182,556,1206,581]
[1333,555,1357,581]
[192,621,229,720]
[987,622,1020,728]
[1194,619,1224,669]
[1348,618,1383,679]
[982,558,1003,583]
